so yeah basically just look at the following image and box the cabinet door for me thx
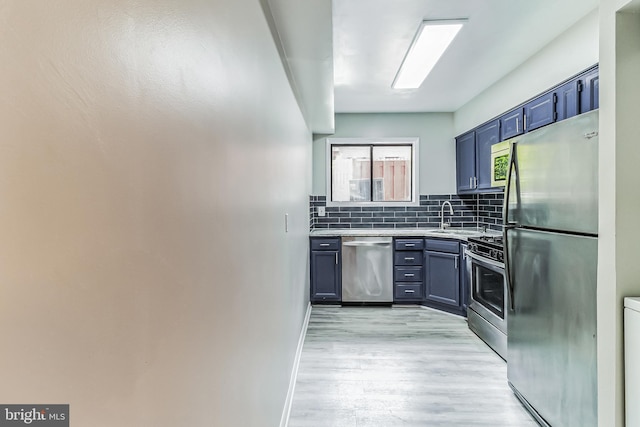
[455,131,476,193]
[475,120,500,191]
[311,251,341,302]
[556,79,580,121]
[425,250,460,308]
[524,92,556,132]
[500,108,524,140]
[580,68,599,113]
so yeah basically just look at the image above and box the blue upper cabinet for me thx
[475,119,500,191]
[456,131,476,193]
[455,121,500,194]
[455,65,598,195]
[500,108,524,140]
[556,79,580,121]
[524,91,556,132]
[580,68,599,113]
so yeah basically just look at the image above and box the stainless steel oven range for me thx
[466,235,507,360]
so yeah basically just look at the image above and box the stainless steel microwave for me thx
[490,140,512,187]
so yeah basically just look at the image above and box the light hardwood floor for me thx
[288,306,538,427]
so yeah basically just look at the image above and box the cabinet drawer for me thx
[395,284,423,300]
[394,266,423,282]
[425,239,459,254]
[394,251,423,266]
[310,238,340,251]
[395,239,424,251]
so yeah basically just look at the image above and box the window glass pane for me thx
[372,146,412,202]
[331,146,371,202]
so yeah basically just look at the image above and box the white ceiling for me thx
[266,0,599,132]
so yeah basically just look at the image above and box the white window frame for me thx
[325,137,419,207]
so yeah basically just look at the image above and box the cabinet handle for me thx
[404,273,415,277]
[455,256,459,270]
[516,118,520,133]
[405,290,415,294]
[405,243,415,247]
[319,243,330,247]
[524,113,527,130]
[405,257,415,261]
[335,253,338,264]
[474,177,477,188]
[469,177,473,189]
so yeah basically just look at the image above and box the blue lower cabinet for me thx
[393,238,424,303]
[424,239,464,315]
[394,251,423,266]
[310,238,341,303]
[394,266,423,283]
[394,283,422,300]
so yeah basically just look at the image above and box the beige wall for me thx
[0,1,311,426]
[454,9,599,135]
[312,113,455,196]
[598,1,640,426]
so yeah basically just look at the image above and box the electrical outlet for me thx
[317,206,326,217]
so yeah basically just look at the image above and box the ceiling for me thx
[266,0,599,133]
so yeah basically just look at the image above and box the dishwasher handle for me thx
[342,241,392,247]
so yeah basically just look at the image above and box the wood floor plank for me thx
[288,306,538,427]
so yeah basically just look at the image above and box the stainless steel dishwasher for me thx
[341,236,393,303]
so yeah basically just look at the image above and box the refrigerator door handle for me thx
[504,228,515,311]
[503,141,518,311]
[503,141,518,226]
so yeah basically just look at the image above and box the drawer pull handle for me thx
[404,273,415,277]
[405,290,415,293]
[319,243,330,247]
[405,244,415,247]
[405,257,415,261]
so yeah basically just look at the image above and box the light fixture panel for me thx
[392,19,466,90]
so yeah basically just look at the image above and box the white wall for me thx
[454,9,599,135]
[0,1,310,426]
[312,113,455,196]
[598,1,640,426]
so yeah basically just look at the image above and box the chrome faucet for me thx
[440,201,454,230]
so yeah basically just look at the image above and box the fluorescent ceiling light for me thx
[392,19,466,89]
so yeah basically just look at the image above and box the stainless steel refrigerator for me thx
[504,110,598,427]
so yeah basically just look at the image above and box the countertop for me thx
[309,227,500,241]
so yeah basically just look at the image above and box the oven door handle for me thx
[464,249,505,269]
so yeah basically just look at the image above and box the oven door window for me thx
[473,263,505,319]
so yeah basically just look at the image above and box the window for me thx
[326,138,419,206]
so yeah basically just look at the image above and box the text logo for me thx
[0,405,68,426]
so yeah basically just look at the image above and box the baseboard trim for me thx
[279,302,312,427]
